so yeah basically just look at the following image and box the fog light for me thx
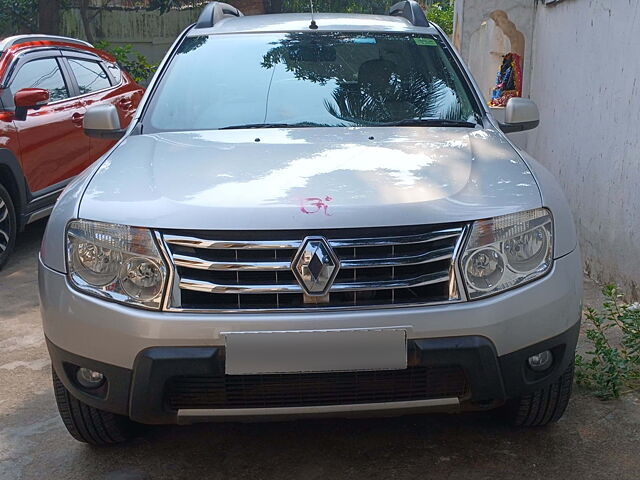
[527,350,553,372]
[76,367,105,389]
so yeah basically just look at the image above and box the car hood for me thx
[79,127,541,230]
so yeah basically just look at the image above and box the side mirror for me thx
[14,88,49,121]
[499,98,540,133]
[84,104,125,139]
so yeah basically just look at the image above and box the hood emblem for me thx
[292,237,340,295]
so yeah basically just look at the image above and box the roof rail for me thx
[388,0,429,28]
[195,1,243,29]
[0,34,93,52]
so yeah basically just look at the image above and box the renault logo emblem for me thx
[292,237,340,295]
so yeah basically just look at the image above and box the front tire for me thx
[0,184,16,270]
[52,369,141,445]
[504,362,574,427]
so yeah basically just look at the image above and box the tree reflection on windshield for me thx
[146,32,477,132]
[261,32,470,125]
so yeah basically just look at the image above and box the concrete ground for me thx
[1,221,639,480]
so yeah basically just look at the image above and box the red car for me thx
[0,35,144,268]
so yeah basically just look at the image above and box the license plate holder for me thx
[223,328,408,375]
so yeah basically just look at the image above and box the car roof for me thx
[187,13,438,36]
[0,35,92,52]
[0,34,114,63]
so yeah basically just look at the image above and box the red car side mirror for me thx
[14,88,49,121]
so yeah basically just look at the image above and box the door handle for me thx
[71,112,84,126]
[118,98,133,109]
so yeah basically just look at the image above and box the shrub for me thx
[575,285,640,399]
[0,0,38,35]
[280,1,455,35]
[427,2,454,35]
[95,41,157,84]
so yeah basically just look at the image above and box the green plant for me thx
[0,0,38,35]
[427,1,454,35]
[279,1,455,35]
[95,41,157,84]
[281,0,389,14]
[575,285,640,399]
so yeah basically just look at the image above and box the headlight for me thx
[461,208,553,299]
[66,220,168,309]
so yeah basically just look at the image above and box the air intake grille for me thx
[159,224,467,312]
[165,366,469,410]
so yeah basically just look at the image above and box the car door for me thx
[62,54,141,161]
[8,54,90,193]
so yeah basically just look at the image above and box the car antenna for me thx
[309,0,318,29]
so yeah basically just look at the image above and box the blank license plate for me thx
[223,328,407,375]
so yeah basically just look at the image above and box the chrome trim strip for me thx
[328,228,462,248]
[180,278,303,294]
[173,253,291,271]
[164,234,301,250]
[331,272,449,292]
[163,227,463,252]
[451,223,471,302]
[179,271,449,295]
[25,205,53,224]
[165,297,464,314]
[177,397,459,421]
[340,246,454,269]
[154,231,177,312]
[28,185,65,204]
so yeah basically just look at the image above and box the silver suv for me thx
[40,1,582,445]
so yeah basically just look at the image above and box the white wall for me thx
[457,0,640,298]
[527,0,640,298]
[453,0,535,98]
[467,17,511,101]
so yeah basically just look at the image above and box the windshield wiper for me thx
[218,122,322,130]
[380,118,478,128]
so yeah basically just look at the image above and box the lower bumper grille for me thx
[165,366,469,410]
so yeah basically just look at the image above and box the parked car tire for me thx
[52,369,140,445]
[0,184,17,270]
[504,362,574,427]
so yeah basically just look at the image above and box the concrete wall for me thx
[527,0,640,298]
[456,0,640,298]
[61,1,265,64]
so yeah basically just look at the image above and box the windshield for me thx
[145,32,480,132]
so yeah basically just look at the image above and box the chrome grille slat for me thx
[173,246,454,272]
[164,235,301,250]
[179,278,303,295]
[340,246,454,269]
[164,228,461,251]
[160,225,467,312]
[332,272,450,292]
[178,271,449,295]
[173,254,291,271]
[327,229,461,248]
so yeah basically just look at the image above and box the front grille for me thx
[165,366,469,410]
[159,224,467,311]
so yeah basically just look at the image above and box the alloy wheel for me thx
[0,198,10,255]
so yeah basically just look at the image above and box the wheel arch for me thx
[0,149,27,220]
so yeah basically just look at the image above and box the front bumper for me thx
[40,248,582,424]
[47,321,579,424]
[40,249,582,369]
